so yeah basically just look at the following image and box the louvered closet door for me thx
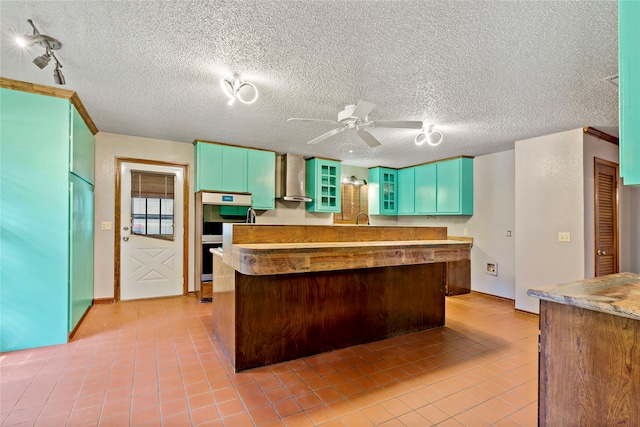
[594,158,619,277]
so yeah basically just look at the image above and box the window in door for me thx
[131,171,175,239]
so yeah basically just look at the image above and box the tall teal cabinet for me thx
[0,82,96,352]
[619,0,640,187]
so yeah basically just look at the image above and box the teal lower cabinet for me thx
[220,205,249,217]
[619,0,640,187]
[397,168,415,215]
[414,163,437,214]
[436,157,473,215]
[306,158,341,213]
[369,167,398,215]
[0,85,95,352]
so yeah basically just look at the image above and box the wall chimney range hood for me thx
[276,154,312,202]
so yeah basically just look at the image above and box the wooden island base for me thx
[213,225,471,372]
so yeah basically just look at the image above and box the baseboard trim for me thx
[93,298,115,304]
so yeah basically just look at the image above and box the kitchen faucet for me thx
[246,207,256,223]
[355,212,369,225]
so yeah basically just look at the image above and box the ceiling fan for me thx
[287,100,423,147]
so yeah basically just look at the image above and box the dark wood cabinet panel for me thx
[446,259,471,296]
[539,300,640,426]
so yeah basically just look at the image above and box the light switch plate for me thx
[101,221,112,230]
[558,232,571,242]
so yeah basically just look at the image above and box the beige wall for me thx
[93,132,195,299]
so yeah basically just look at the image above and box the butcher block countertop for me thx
[527,272,640,321]
[221,224,472,276]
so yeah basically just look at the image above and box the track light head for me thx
[53,63,65,85]
[32,52,51,69]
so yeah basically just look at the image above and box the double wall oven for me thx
[195,191,251,302]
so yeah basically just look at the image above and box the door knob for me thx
[123,226,129,231]
[123,236,129,242]
[597,250,606,256]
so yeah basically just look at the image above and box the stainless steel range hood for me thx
[275,154,312,202]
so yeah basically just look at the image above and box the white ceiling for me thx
[0,1,619,168]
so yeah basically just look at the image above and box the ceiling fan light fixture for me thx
[220,74,258,105]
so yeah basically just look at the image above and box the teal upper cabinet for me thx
[619,0,640,187]
[247,149,275,210]
[70,106,95,184]
[369,167,398,215]
[0,83,95,352]
[306,158,341,213]
[194,141,276,208]
[222,145,247,192]
[195,142,223,191]
[397,168,415,215]
[436,157,473,215]
[414,163,437,214]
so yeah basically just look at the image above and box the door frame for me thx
[114,157,189,302]
[593,157,619,276]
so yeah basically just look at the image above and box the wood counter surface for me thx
[527,272,640,320]
[229,239,471,275]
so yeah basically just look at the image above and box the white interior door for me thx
[120,162,184,300]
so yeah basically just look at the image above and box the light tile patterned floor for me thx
[0,293,539,426]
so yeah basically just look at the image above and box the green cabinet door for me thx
[369,167,398,215]
[70,106,95,184]
[195,142,223,191]
[222,145,247,192]
[437,159,461,213]
[1,89,71,351]
[306,158,341,213]
[414,163,437,214]
[247,149,275,209]
[436,158,473,215]
[397,168,415,215]
[619,0,640,187]
[69,174,94,331]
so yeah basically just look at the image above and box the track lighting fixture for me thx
[220,74,258,106]
[415,125,443,146]
[15,19,66,85]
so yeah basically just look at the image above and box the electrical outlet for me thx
[558,232,571,242]
[507,230,511,237]
[463,228,468,235]
[101,221,112,230]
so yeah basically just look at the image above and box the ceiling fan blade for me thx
[372,120,424,129]
[357,130,382,148]
[351,100,377,119]
[306,127,347,145]
[288,118,341,125]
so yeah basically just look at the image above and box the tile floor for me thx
[1,292,540,427]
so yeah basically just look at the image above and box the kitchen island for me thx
[212,224,471,371]
[528,272,640,426]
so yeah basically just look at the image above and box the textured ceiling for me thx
[0,1,619,168]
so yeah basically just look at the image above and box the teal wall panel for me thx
[0,89,70,351]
